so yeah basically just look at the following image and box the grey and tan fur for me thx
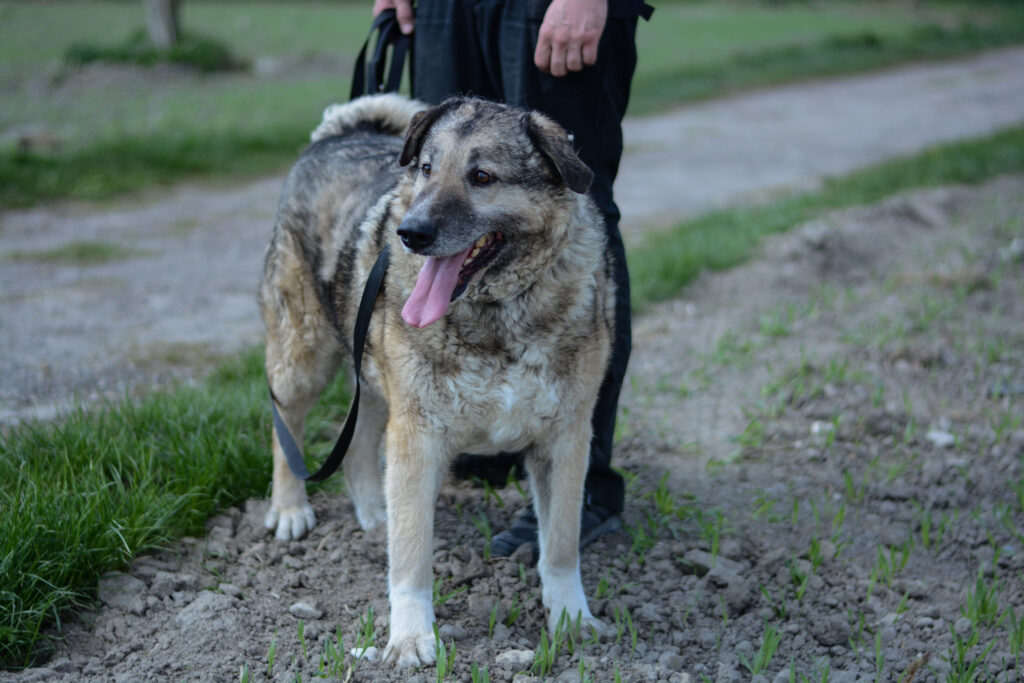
[259,93,615,667]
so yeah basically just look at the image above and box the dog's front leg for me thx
[528,426,608,637]
[381,422,444,667]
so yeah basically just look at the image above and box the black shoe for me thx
[490,502,622,559]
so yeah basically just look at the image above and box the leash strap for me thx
[270,245,391,482]
[349,9,413,100]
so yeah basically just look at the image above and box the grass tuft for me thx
[64,29,244,73]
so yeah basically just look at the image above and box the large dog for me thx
[258,94,615,666]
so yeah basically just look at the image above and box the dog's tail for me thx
[311,93,428,143]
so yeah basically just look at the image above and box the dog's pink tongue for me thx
[402,246,473,328]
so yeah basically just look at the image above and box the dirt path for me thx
[2,50,1024,683]
[2,47,1024,422]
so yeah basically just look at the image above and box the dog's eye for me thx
[473,170,494,185]
[421,163,431,177]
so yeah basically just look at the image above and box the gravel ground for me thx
[7,176,1023,683]
[2,50,1024,683]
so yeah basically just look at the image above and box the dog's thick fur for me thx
[259,93,615,666]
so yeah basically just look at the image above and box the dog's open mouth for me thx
[401,231,505,329]
[452,231,504,300]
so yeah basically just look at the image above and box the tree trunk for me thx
[144,0,181,49]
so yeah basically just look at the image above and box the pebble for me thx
[926,430,956,448]
[811,614,852,646]
[288,600,323,620]
[438,623,468,641]
[97,573,147,615]
[659,651,685,670]
[496,649,535,669]
[954,616,973,638]
[219,582,243,598]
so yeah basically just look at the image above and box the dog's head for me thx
[394,96,595,328]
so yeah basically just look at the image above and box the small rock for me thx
[289,600,323,620]
[219,583,243,598]
[954,616,973,638]
[926,430,956,448]
[681,549,743,577]
[811,614,852,647]
[97,573,147,615]
[438,623,468,641]
[659,651,684,671]
[495,649,534,669]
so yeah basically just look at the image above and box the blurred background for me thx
[2,0,1023,210]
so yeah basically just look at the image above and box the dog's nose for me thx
[397,215,436,252]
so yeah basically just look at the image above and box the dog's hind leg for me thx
[343,384,388,533]
[526,425,610,638]
[260,232,343,542]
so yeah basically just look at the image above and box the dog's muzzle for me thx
[397,215,436,252]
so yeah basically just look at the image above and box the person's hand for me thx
[534,0,607,77]
[372,0,414,34]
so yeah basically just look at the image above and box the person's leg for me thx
[490,13,638,556]
[411,0,499,104]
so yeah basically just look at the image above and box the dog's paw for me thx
[382,632,437,668]
[264,503,317,541]
[354,503,387,535]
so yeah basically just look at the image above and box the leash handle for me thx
[271,245,390,482]
[350,9,413,100]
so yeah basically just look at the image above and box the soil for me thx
[2,51,1024,683]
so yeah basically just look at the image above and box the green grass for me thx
[630,13,1024,114]
[3,83,1024,675]
[0,348,351,669]
[2,1,1023,207]
[628,122,1024,313]
[3,240,149,265]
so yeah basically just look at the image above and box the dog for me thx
[258,93,615,667]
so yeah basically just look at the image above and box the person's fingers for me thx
[549,43,568,77]
[395,0,415,34]
[565,43,584,72]
[371,0,392,18]
[534,31,553,73]
[581,37,599,67]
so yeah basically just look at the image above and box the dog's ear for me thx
[525,111,594,195]
[399,99,459,167]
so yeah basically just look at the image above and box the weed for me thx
[505,593,522,627]
[266,634,277,677]
[473,512,493,560]
[1008,608,1023,673]
[470,661,491,683]
[433,577,469,607]
[531,627,556,677]
[432,624,457,683]
[943,625,995,682]
[297,619,307,658]
[738,622,782,675]
[488,602,499,638]
[354,606,376,657]
[962,573,1003,629]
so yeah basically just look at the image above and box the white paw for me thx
[382,632,437,668]
[354,502,387,534]
[264,503,317,541]
[349,645,379,662]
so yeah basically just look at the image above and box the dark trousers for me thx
[412,0,637,512]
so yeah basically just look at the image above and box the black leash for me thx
[349,9,413,100]
[270,245,390,481]
[268,9,411,482]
